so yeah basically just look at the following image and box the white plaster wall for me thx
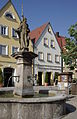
[34,23,61,79]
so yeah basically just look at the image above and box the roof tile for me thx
[29,22,49,43]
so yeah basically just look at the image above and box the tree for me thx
[63,22,77,70]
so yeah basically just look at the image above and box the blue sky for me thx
[1,0,77,37]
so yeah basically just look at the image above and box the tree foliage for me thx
[63,22,77,70]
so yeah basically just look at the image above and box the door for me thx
[4,67,14,87]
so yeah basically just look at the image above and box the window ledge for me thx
[47,60,52,63]
[55,61,60,64]
[38,59,44,62]
[5,16,16,22]
[51,46,55,49]
[12,37,19,40]
[0,34,9,38]
[0,55,9,58]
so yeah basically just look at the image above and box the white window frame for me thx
[12,28,19,39]
[0,25,8,36]
[44,38,49,47]
[38,52,44,61]
[12,46,19,54]
[55,55,60,63]
[51,40,55,48]
[47,53,52,62]
[0,44,8,56]
[4,11,16,20]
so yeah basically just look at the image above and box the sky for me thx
[0,0,77,37]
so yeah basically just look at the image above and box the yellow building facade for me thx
[0,1,33,86]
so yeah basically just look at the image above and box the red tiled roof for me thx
[29,22,49,43]
[56,34,66,50]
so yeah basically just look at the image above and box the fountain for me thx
[12,16,37,97]
[0,16,66,119]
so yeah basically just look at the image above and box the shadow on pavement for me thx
[65,103,76,114]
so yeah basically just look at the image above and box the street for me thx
[62,95,77,119]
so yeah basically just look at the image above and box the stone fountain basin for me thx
[0,92,66,119]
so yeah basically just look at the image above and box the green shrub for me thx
[72,78,77,83]
[45,73,48,83]
[0,68,3,84]
[54,72,59,80]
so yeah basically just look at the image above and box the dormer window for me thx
[5,11,15,20]
[6,13,13,19]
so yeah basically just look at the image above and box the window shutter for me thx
[6,46,8,55]
[0,25,1,34]
[6,27,8,36]
[17,33,19,38]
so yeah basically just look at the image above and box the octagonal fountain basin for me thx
[0,88,66,119]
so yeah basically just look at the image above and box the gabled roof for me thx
[29,22,49,43]
[0,0,21,21]
[55,32,66,50]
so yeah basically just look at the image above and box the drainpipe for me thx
[32,39,35,77]
[61,38,63,72]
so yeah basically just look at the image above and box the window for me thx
[55,55,60,63]
[38,52,44,61]
[12,46,19,54]
[0,45,8,55]
[44,38,49,47]
[5,12,15,20]
[12,28,19,38]
[51,40,55,48]
[48,27,52,34]
[0,25,8,36]
[47,53,52,62]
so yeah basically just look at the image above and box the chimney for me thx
[56,32,59,37]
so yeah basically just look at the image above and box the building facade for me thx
[30,23,61,85]
[0,1,33,86]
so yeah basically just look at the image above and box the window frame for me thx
[12,28,19,39]
[12,46,19,54]
[5,11,16,20]
[44,38,49,47]
[0,44,8,56]
[47,53,52,62]
[0,25,8,36]
[51,40,55,48]
[38,52,44,61]
[55,55,60,63]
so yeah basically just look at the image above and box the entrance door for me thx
[4,67,14,87]
[38,72,42,85]
[47,72,51,85]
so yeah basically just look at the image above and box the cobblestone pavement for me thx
[62,95,77,119]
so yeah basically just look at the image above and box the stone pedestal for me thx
[12,51,37,97]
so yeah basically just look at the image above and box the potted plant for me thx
[0,68,3,87]
[45,73,48,86]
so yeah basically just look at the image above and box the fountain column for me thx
[12,16,37,97]
[12,51,37,97]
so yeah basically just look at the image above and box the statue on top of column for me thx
[15,16,30,51]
